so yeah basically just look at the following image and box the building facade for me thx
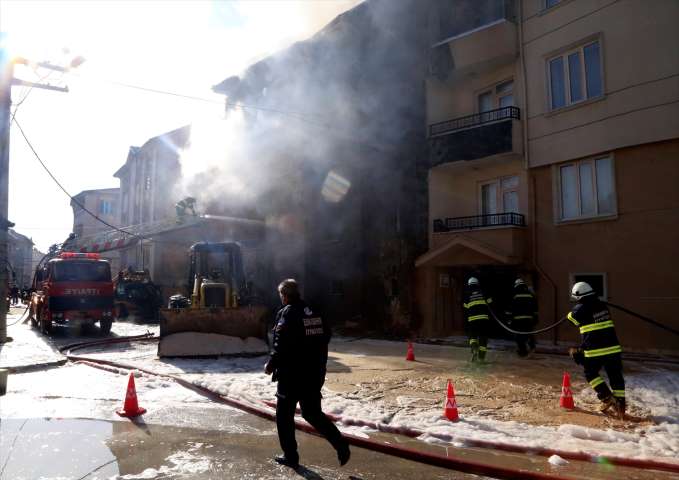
[70,187,121,272]
[416,0,679,350]
[7,229,33,288]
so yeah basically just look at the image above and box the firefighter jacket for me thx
[268,299,331,386]
[463,289,493,323]
[567,296,622,358]
[509,285,537,324]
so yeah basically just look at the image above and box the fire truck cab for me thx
[30,252,115,334]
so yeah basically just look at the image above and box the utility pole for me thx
[0,43,76,343]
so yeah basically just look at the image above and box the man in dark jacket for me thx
[508,278,538,357]
[567,282,625,418]
[463,277,493,363]
[264,279,350,469]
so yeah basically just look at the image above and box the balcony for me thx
[418,212,527,267]
[429,106,521,166]
[433,212,525,233]
[432,0,517,80]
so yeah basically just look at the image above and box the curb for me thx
[4,358,68,374]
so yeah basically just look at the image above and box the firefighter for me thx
[567,282,625,418]
[264,279,350,469]
[508,278,538,357]
[463,277,493,363]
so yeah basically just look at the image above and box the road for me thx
[2,307,677,480]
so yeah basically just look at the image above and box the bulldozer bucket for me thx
[158,305,270,357]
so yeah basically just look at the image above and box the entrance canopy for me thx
[415,233,519,268]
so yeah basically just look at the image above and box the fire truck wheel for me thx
[100,318,113,335]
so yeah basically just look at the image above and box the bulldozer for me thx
[158,242,270,357]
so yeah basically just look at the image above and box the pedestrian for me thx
[567,282,625,418]
[507,278,538,357]
[264,278,350,469]
[10,285,19,306]
[463,277,493,363]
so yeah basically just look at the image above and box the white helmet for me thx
[514,278,525,288]
[467,277,479,287]
[571,282,595,300]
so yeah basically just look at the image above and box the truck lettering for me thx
[63,288,100,295]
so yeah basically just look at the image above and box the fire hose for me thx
[488,301,679,338]
[58,335,679,477]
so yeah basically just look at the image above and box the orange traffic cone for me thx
[560,371,574,410]
[444,379,459,421]
[405,341,415,361]
[116,371,147,417]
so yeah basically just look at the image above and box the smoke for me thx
[169,0,437,326]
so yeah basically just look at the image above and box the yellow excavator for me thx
[158,242,270,357]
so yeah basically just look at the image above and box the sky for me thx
[0,0,360,252]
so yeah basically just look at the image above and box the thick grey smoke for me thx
[170,0,505,330]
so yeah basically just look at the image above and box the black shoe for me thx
[337,445,351,466]
[274,455,299,469]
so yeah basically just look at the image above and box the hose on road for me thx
[58,334,679,477]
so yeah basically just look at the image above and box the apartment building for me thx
[7,229,33,288]
[416,0,679,350]
[213,0,432,330]
[70,188,121,272]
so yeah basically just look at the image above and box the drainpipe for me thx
[518,0,559,344]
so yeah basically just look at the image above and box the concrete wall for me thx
[532,139,679,350]
[521,0,679,167]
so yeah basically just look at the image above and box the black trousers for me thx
[468,319,490,360]
[583,353,625,405]
[276,380,346,462]
[513,320,537,356]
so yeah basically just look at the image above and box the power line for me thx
[12,117,136,238]
[74,73,326,126]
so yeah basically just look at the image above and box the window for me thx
[478,79,514,115]
[481,175,519,215]
[545,0,562,9]
[99,200,113,215]
[571,273,607,301]
[557,156,615,221]
[548,40,602,110]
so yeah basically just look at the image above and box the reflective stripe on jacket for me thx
[509,286,537,323]
[567,297,621,357]
[463,289,492,323]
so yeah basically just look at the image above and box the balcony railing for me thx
[433,212,525,233]
[430,106,520,137]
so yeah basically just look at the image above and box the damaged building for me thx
[211,0,435,332]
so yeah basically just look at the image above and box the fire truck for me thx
[29,252,115,334]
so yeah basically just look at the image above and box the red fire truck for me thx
[29,252,115,334]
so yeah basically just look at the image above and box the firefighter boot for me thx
[599,396,617,415]
[614,398,626,420]
[470,340,479,363]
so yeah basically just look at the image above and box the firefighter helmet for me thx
[571,282,595,300]
[514,278,525,288]
[467,277,479,287]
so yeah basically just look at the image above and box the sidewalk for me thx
[0,308,65,372]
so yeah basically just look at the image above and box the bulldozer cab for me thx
[188,242,244,308]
